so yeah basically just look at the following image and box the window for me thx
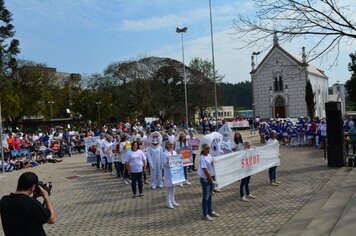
[273,75,283,92]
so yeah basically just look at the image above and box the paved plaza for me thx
[0,131,340,235]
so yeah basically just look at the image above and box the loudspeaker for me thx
[325,102,345,167]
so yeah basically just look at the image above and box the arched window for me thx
[273,75,284,92]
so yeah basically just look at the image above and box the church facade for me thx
[251,35,329,119]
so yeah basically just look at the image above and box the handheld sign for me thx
[179,146,193,166]
[169,155,186,184]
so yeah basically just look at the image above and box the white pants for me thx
[150,166,163,188]
[166,187,176,206]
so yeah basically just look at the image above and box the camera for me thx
[33,181,53,198]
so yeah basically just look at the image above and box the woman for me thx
[187,129,198,171]
[240,141,256,202]
[120,134,131,184]
[175,132,191,186]
[163,141,180,209]
[198,143,219,221]
[125,141,147,198]
[232,132,244,152]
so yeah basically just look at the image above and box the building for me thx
[328,82,346,115]
[194,106,234,123]
[251,33,329,119]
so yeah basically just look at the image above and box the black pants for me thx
[96,155,101,169]
[131,172,143,195]
[189,154,196,170]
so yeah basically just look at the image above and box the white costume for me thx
[200,132,223,157]
[163,149,179,208]
[146,132,164,189]
[218,123,233,154]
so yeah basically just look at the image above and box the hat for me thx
[201,143,210,150]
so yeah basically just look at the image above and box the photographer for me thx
[0,172,56,236]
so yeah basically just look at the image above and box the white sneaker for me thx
[203,215,214,221]
[167,204,174,209]
[151,186,156,190]
[241,196,249,202]
[178,182,183,187]
[247,194,256,199]
[123,179,129,185]
[159,185,164,188]
[185,181,191,185]
[172,202,180,207]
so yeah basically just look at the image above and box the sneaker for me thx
[247,194,256,199]
[127,179,132,183]
[203,215,214,221]
[210,211,220,217]
[159,185,164,188]
[172,202,180,207]
[241,196,249,202]
[139,193,144,197]
[123,180,129,185]
[178,182,183,187]
[167,204,175,209]
[185,181,191,185]
[213,189,222,193]
[151,186,156,190]
[271,182,279,186]
[144,180,149,185]
[275,181,282,184]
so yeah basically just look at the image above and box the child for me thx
[240,141,256,202]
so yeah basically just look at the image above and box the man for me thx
[0,172,56,236]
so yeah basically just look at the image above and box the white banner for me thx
[213,143,280,189]
[226,121,249,129]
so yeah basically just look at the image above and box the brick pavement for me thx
[0,131,339,236]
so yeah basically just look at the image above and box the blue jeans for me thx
[200,178,213,216]
[269,166,277,183]
[240,176,251,197]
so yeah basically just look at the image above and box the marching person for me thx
[267,130,281,186]
[187,129,198,171]
[163,141,180,209]
[125,141,147,198]
[176,132,191,186]
[232,131,244,152]
[240,141,256,202]
[198,143,219,221]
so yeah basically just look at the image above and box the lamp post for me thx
[176,26,189,129]
[96,101,101,127]
[209,0,219,129]
[48,101,54,120]
[0,101,4,174]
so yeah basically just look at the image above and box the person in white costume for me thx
[163,141,180,209]
[218,123,233,154]
[146,131,164,189]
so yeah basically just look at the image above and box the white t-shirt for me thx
[198,154,215,178]
[125,149,146,173]
[267,138,278,145]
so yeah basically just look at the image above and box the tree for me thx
[305,80,315,118]
[345,52,356,107]
[0,0,20,123]
[233,0,356,64]
[189,58,223,120]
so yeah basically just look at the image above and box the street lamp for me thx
[0,101,4,174]
[209,0,219,129]
[176,26,189,129]
[95,101,101,126]
[48,101,54,119]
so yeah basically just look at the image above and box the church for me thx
[250,34,329,119]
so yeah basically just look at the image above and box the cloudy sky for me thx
[7,0,355,85]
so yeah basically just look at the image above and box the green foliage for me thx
[219,81,252,108]
[305,80,315,118]
[0,0,20,123]
[345,52,356,106]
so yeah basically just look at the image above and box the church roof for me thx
[251,44,328,79]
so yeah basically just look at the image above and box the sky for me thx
[7,0,356,85]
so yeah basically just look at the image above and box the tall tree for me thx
[234,0,356,64]
[305,80,315,118]
[345,52,356,106]
[0,0,20,123]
